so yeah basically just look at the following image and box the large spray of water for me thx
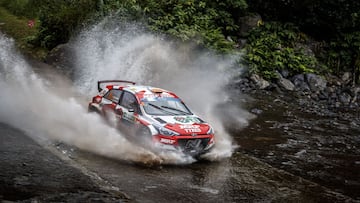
[0,19,252,164]
[0,33,176,164]
[72,20,254,160]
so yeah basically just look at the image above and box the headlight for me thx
[153,124,179,136]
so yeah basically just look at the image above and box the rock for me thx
[291,74,310,91]
[335,102,341,108]
[250,74,270,89]
[325,86,336,94]
[251,108,263,115]
[326,74,342,86]
[295,42,316,58]
[318,90,328,100]
[275,71,294,91]
[339,92,351,105]
[291,74,303,85]
[310,92,319,101]
[280,69,290,78]
[330,92,338,99]
[278,77,295,91]
[305,73,327,92]
[45,43,76,77]
[295,149,307,157]
[265,83,283,93]
[341,72,352,85]
[238,13,262,37]
[351,86,360,97]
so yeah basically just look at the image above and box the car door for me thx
[118,91,140,127]
[101,89,123,124]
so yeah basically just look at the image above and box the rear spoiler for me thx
[98,80,136,92]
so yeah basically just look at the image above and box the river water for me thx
[233,92,360,200]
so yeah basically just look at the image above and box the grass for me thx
[0,6,47,59]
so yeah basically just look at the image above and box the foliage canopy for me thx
[0,0,359,81]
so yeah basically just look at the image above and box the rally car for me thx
[88,80,215,157]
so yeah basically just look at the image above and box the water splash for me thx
[72,19,253,161]
[0,18,253,164]
[0,33,192,165]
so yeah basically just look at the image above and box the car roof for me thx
[107,85,180,101]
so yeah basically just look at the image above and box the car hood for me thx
[152,115,211,135]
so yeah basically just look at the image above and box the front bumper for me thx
[153,134,215,156]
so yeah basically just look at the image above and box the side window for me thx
[104,90,123,103]
[120,91,139,113]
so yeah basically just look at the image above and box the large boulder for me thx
[305,73,327,92]
[45,43,76,77]
[250,73,270,89]
[291,74,310,91]
[275,71,294,91]
[278,77,295,91]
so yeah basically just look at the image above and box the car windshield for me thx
[142,98,192,116]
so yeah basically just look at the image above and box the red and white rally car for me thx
[88,80,215,157]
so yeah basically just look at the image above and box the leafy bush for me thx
[33,0,97,49]
[0,0,43,18]
[320,32,360,82]
[138,0,247,52]
[244,22,317,80]
[247,0,360,40]
[12,0,246,52]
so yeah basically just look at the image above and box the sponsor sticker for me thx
[179,124,201,133]
[160,138,175,144]
[174,116,199,123]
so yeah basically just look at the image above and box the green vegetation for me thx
[0,6,45,58]
[0,0,40,18]
[0,7,36,42]
[139,0,247,52]
[0,0,359,82]
[247,0,360,40]
[34,0,98,49]
[247,0,360,80]
[322,32,360,83]
[244,22,317,80]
